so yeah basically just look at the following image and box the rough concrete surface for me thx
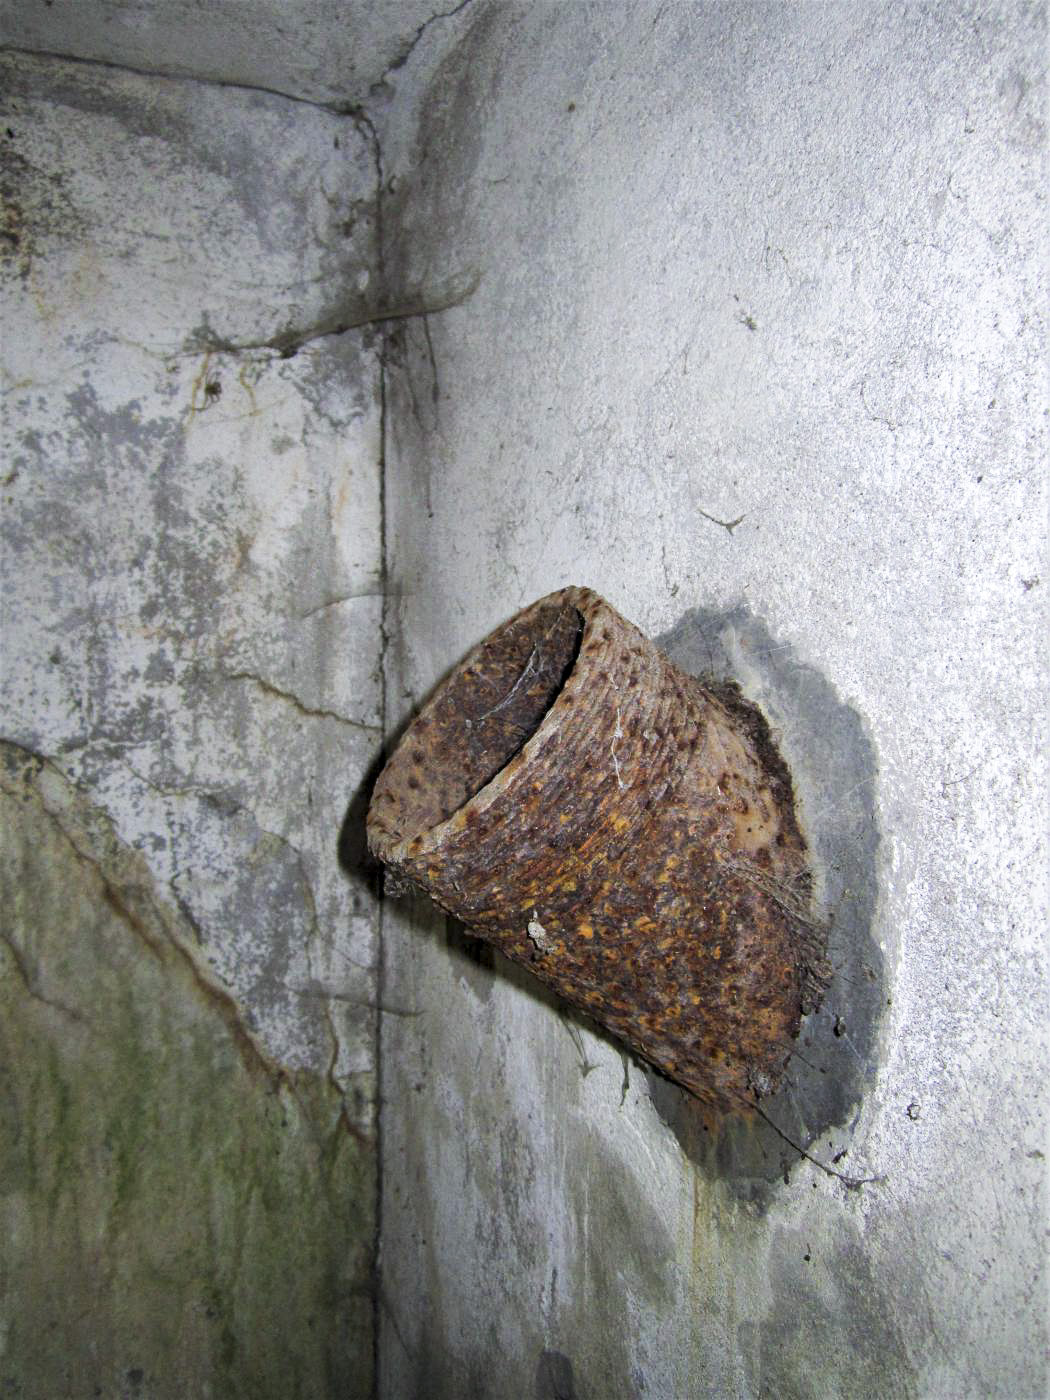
[1,742,374,1398]
[0,0,453,109]
[1,45,384,1396]
[1,1,1046,1398]
[374,3,1047,1398]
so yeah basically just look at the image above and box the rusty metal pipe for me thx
[367,587,829,1111]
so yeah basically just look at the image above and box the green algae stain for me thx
[0,744,374,1399]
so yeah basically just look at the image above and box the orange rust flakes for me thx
[366,587,828,1113]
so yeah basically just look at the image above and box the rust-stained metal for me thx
[367,587,830,1111]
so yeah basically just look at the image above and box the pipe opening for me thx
[384,603,584,843]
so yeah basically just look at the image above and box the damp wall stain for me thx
[648,605,887,1199]
[0,742,375,1399]
[371,600,899,1399]
[738,1227,914,1400]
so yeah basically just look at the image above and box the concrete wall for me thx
[1,2,1046,1398]
[1,0,443,108]
[1,46,384,1397]
[374,3,1047,1398]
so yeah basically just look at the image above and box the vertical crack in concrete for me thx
[352,104,390,1400]
[380,0,478,84]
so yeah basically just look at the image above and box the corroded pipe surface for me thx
[367,587,829,1111]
